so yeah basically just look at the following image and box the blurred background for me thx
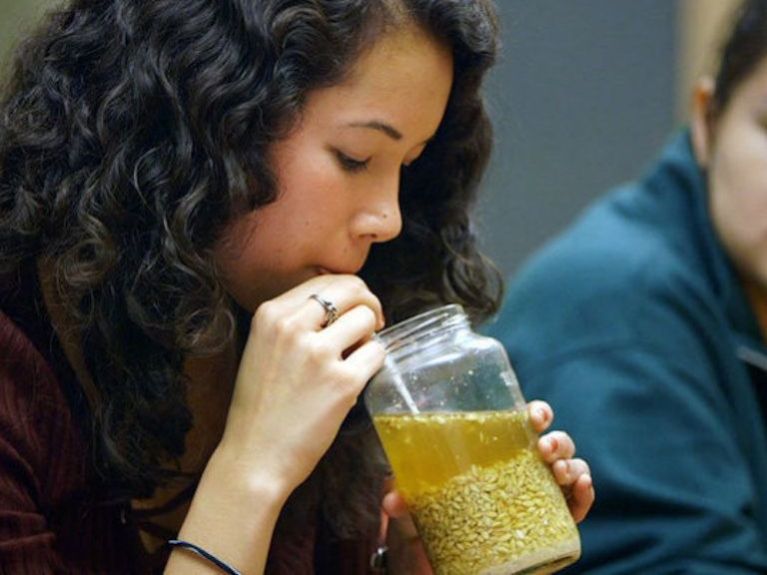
[0,0,740,278]
[479,0,738,277]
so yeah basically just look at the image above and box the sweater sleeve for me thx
[0,311,79,573]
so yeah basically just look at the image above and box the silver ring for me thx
[309,293,339,327]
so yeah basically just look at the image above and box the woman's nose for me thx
[354,181,403,243]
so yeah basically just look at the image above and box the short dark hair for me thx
[713,0,767,110]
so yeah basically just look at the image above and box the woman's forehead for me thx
[298,27,454,139]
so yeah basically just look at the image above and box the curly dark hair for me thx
[0,0,500,536]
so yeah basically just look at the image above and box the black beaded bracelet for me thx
[168,539,242,575]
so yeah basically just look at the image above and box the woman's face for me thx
[694,56,767,297]
[215,25,454,311]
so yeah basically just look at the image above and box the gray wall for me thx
[480,1,678,277]
[0,0,50,67]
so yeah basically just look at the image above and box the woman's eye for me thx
[335,150,370,173]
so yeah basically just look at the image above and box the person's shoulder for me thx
[0,309,81,462]
[489,181,716,356]
[0,309,61,400]
[514,182,694,302]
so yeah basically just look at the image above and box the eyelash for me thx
[335,150,370,173]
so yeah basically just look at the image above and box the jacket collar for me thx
[645,130,767,369]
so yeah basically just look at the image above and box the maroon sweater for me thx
[0,270,380,574]
[0,305,151,572]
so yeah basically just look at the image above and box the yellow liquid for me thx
[374,410,534,499]
[374,410,580,575]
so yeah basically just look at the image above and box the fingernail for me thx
[548,437,558,452]
[536,407,546,421]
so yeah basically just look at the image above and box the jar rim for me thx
[376,304,468,354]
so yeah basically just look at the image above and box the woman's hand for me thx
[529,400,594,523]
[216,274,387,494]
[172,274,387,573]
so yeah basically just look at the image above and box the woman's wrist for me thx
[206,441,295,504]
[165,447,291,574]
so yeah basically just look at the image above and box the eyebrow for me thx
[346,120,403,141]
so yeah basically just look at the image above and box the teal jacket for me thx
[487,132,767,573]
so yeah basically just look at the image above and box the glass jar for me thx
[365,304,580,575]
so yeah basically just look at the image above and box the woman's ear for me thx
[691,76,716,168]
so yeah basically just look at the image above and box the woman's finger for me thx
[538,430,576,463]
[322,304,379,352]
[552,457,590,486]
[280,274,386,330]
[527,400,553,433]
[342,339,387,382]
[381,489,409,520]
[568,473,595,524]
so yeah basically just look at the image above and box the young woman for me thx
[0,1,593,572]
